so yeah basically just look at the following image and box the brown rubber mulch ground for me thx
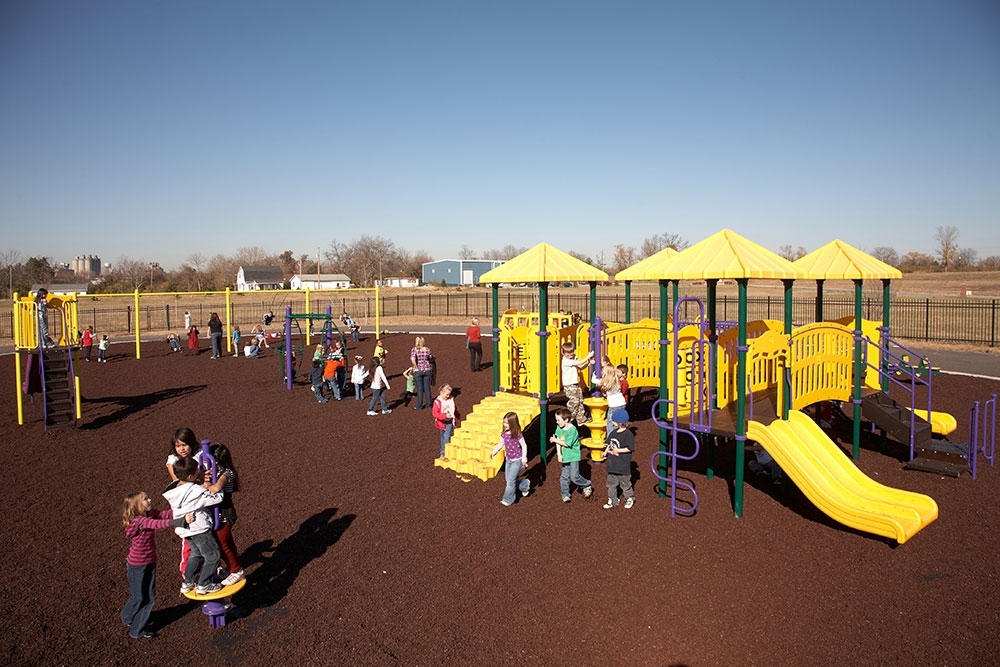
[4,332,1000,666]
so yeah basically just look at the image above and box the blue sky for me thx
[2,0,998,270]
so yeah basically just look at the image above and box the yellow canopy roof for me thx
[793,240,902,280]
[478,243,609,284]
[620,229,806,281]
[614,246,679,281]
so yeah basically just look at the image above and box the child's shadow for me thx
[234,507,356,613]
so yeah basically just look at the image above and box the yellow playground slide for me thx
[747,411,938,544]
[909,408,958,436]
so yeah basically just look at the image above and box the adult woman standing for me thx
[208,312,224,359]
[410,336,433,410]
[466,317,483,372]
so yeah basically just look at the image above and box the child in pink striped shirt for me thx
[120,492,191,639]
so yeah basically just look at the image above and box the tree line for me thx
[1,226,995,298]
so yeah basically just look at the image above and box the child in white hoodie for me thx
[163,457,224,595]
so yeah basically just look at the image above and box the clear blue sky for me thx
[2,0,998,270]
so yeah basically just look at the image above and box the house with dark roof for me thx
[237,266,285,291]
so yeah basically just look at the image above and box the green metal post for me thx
[852,279,863,460]
[624,280,632,324]
[657,279,670,497]
[491,285,500,394]
[537,284,550,464]
[734,279,749,518]
[783,279,793,419]
[815,279,824,323]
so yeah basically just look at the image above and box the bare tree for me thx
[899,251,936,273]
[611,244,637,275]
[955,247,978,270]
[640,233,689,258]
[979,256,1000,271]
[398,249,433,280]
[345,236,398,287]
[869,246,899,267]
[935,226,959,271]
[458,245,476,260]
[234,246,270,266]
[324,241,350,273]
[778,245,807,261]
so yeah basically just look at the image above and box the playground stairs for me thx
[434,393,540,481]
[862,393,932,450]
[862,393,968,476]
[42,349,75,429]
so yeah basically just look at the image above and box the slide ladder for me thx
[747,411,937,544]
[435,393,540,481]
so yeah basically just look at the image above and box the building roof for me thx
[240,266,285,282]
[292,274,352,282]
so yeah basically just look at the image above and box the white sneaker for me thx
[624,497,635,509]
[603,499,616,510]
[381,409,392,414]
[180,582,195,594]
[500,499,512,506]
[582,486,594,499]
[366,411,378,416]
[196,583,223,595]
[221,569,244,586]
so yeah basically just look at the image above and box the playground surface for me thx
[4,332,1000,665]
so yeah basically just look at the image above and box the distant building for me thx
[237,266,285,291]
[71,255,102,278]
[379,276,419,288]
[289,273,352,290]
[422,259,504,286]
[31,283,90,296]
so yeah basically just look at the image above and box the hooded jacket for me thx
[163,482,223,538]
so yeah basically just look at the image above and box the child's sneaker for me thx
[180,582,195,594]
[500,499,512,507]
[221,569,244,586]
[366,411,378,416]
[582,486,594,499]
[624,497,635,509]
[603,499,616,510]
[196,583,223,595]
[381,409,392,414]
[562,496,571,503]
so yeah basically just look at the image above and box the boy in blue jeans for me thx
[549,408,593,503]
[163,457,225,595]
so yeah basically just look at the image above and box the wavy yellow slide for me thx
[747,411,938,544]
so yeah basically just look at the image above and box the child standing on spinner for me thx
[490,411,531,506]
[206,443,244,585]
[603,409,636,509]
[163,457,224,595]
[432,384,458,458]
[350,355,369,400]
[550,407,593,502]
[98,334,110,362]
[120,492,192,639]
[561,342,594,424]
[366,356,391,415]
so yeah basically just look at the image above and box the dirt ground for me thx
[3,332,1000,666]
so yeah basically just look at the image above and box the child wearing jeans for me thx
[98,334,110,362]
[549,407,593,503]
[490,411,531,506]
[560,342,594,424]
[603,409,636,509]
[163,457,224,595]
[310,359,328,403]
[350,355,369,400]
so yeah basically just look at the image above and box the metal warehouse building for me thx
[421,259,505,286]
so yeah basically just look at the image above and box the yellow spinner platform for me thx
[435,393,541,481]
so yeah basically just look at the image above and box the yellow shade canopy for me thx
[793,240,902,280]
[478,242,609,284]
[619,229,806,281]
[614,246,679,281]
